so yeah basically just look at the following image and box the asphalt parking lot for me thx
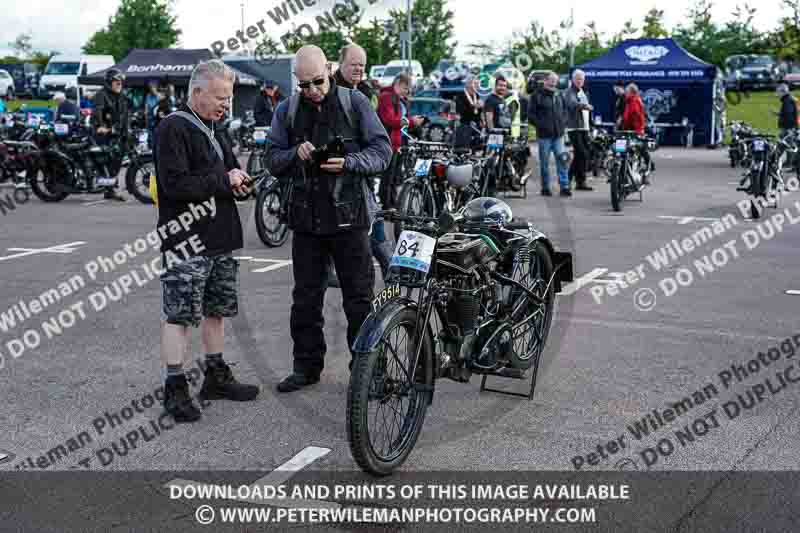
[1,145,799,483]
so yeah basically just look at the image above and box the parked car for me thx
[39,54,115,99]
[0,69,14,98]
[526,70,551,93]
[409,97,458,143]
[726,54,782,90]
[375,60,424,89]
[369,65,385,79]
[784,64,800,88]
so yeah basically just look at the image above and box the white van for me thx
[376,60,424,88]
[39,54,115,98]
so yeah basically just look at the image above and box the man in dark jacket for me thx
[613,80,626,128]
[331,43,391,286]
[335,44,377,108]
[253,80,276,127]
[777,84,798,135]
[154,59,259,422]
[91,68,129,201]
[267,45,392,392]
[529,72,570,196]
[564,69,594,191]
[53,92,80,123]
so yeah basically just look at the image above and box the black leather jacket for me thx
[91,87,129,134]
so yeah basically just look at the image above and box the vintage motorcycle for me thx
[728,121,754,169]
[607,131,656,212]
[737,130,799,219]
[346,198,574,476]
[31,122,153,203]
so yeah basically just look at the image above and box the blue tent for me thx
[572,38,720,146]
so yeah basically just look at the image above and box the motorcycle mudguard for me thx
[527,233,574,293]
[351,296,419,354]
[256,173,279,194]
[351,295,436,405]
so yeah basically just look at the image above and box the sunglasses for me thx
[297,77,326,90]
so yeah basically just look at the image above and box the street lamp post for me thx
[407,0,412,72]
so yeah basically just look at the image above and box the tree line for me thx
[3,0,799,77]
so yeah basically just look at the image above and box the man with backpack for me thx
[266,45,392,393]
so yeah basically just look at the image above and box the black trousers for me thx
[290,229,375,375]
[568,130,590,185]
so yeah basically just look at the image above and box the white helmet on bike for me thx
[463,197,513,224]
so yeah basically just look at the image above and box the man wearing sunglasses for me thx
[267,45,392,393]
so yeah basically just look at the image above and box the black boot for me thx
[199,361,260,401]
[277,372,320,393]
[164,375,202,423]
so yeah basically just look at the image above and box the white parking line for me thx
[786,290,800,295]
[82,199,107,207]
[658,215,720,225]
[0,241,87,262]
[252,260,292,273]
[166,446,338,508]
[558,267,608,296]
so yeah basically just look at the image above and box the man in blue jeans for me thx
[529,72,570,197]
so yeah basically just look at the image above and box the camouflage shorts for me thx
[160,253,239,327]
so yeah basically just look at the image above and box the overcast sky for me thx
[0,0,790,61]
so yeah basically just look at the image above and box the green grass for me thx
[6,99,56,112]
[725,89,798,136]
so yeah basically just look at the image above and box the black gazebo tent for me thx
[77,48,259,117]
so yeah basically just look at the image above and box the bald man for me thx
[267,45,393,392]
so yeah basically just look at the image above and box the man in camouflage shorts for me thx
[154,59,259,423]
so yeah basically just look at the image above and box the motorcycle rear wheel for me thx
[30,154,69,202]
[507,242,555,370]
[255,185,289,247]
[125,155,155,204]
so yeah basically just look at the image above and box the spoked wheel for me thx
[507,243,555,372]
[125,155,155,204]
[30,153,69,202]
[610,171,622,212]
[347,307,433,476]
[246,150,267,176]
[394,184,433,241]
[254,184,289,247]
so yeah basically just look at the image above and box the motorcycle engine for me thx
[435,234,500,377]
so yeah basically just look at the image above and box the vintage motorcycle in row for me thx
[607,131,656,212]
[728,121,754,169]
[346,198,574,476]
[394,128,484,240]
[31,119,153,203]
[736,130,799,219]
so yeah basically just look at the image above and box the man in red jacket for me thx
[621,83,653,184]
[377,72,423,206]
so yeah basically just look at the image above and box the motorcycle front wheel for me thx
[394,183,434,241]
[610,168,622,212]
[347,306,433,476]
